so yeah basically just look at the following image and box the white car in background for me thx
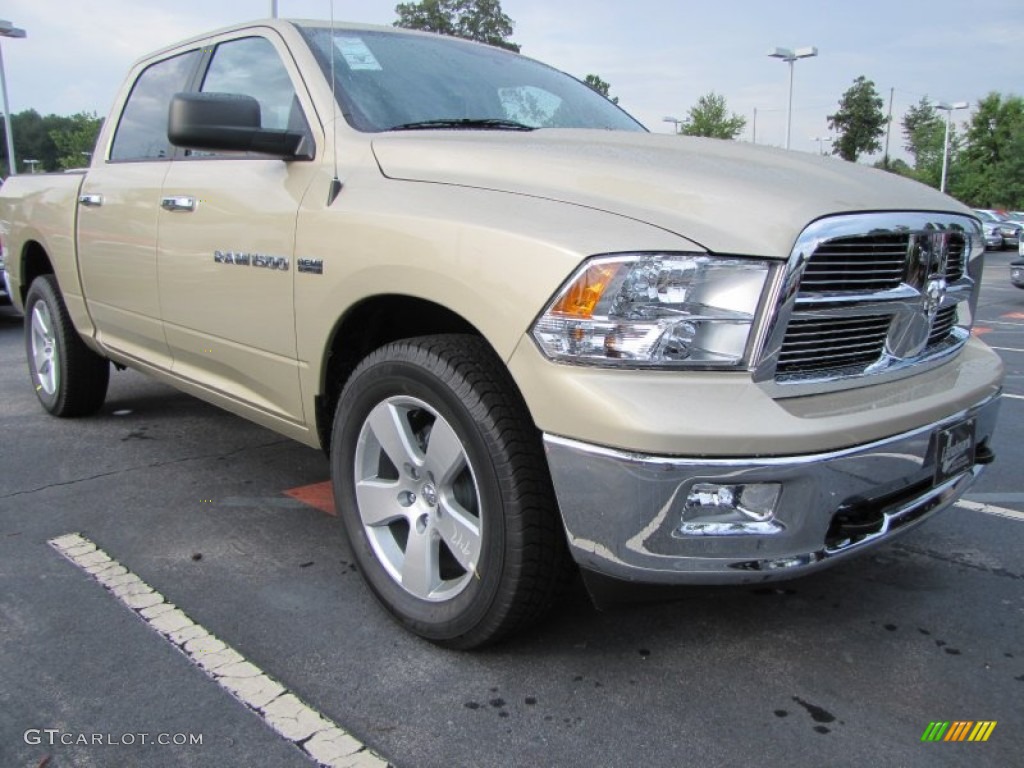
[974,209,1022,249]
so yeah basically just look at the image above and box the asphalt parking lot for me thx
[1,250,1022,768]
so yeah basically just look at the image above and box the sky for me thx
[1,0,1021,162]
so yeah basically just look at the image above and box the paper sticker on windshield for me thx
[334,37,382,71]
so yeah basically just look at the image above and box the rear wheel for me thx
[331,335,573,648]
[24,275,109,416]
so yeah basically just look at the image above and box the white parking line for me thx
[1002,394,1024,401]
[990,346,1024,353]
[49,534,387,768]
[956,500,1024,523]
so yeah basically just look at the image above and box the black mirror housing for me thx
[167,92,308,159]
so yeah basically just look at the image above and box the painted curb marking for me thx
[49,533,387,768]
[956,500,1024,523]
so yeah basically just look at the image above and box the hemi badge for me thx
[297,258,324,275]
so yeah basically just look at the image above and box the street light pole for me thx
[270,0,278,18]
[0,20,27,177]
[934,101,968,194]
[768,46,817,150]
[662,116,682,135]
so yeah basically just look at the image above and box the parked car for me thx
[974,209,1022,249]
[1011,260,1024,288]
[981,221,1003,249]
[0,249,12,305]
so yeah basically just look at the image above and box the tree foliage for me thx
[583,74,618,105]
[678,92,746,140]
[0,110,103,176]
[899,97,956,188]
[51,113,104,170]
[950,93,1024,209]
[394,0,519,52]
[828,76,887,162]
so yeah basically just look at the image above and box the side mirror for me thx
[167,92,309,159]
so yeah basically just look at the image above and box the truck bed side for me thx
[0,172,92,333]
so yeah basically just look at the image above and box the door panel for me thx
[78,49,201,365]
[157,159,312,421]
[156,34,319,424]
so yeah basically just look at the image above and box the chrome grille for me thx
[776,315,891,375]
[799,234,908,292]
[946,240,964,281]
[755,213,980,395]
[928,305,958,346]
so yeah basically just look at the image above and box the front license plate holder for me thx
[934,418,976,485]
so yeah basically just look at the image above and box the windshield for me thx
[296,24,646,134]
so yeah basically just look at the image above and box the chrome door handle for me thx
[78,193,103,207]
[161,195,196,212]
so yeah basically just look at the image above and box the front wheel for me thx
[24,275,109,416]
[331,335,573,648]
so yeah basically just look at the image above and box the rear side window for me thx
[110,50,201,162]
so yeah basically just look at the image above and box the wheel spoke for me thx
[436,499,481,573]
[401,527,439,599]
[35,306,51,338]
[31,305,58,396]
[425,416,466,484]
[355,478,407,527]
[366,402,423,470]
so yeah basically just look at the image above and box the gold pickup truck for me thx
[0,19,1003,648]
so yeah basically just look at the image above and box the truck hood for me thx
[371,130,972,258]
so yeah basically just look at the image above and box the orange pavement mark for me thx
[972,327,993,337]
[1002,312,1024,320]
[283,481,336,516]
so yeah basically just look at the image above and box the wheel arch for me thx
[316,294,498,453]
[19,239,56,304]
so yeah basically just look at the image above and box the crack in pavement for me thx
[892,543,1023,581]
[0,439,292,501]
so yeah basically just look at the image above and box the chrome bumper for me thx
[544,393,1000,584]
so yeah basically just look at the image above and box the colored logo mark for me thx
[921,721,997,742]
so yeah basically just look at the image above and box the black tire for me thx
[330,334,574,649]
[24,275,109,416]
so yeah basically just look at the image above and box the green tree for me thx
[827,76,887,162]
[951,93,1024,209]
[583,74,618,105]
[51,112,103,169]
[394,0,520,52]
[677,92,746,140]
[874,157,914,178]
[900,97,950,188]
[1,110,105,175]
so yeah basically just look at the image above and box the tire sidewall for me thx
[24,277,64,413]
[332,352,508,642]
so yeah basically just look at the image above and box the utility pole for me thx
[752,108,757,144]
[882,86,894,169]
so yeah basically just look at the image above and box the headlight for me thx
[531,253,772,368]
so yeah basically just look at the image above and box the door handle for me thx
[78,193,103,207]
[161,196,197,212]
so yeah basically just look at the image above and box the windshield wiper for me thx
[387,118,536,132]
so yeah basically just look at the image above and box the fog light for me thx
[678,483,783,536]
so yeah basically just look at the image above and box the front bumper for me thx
[544,392,999,584]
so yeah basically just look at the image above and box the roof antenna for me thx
[327,0,343,205]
